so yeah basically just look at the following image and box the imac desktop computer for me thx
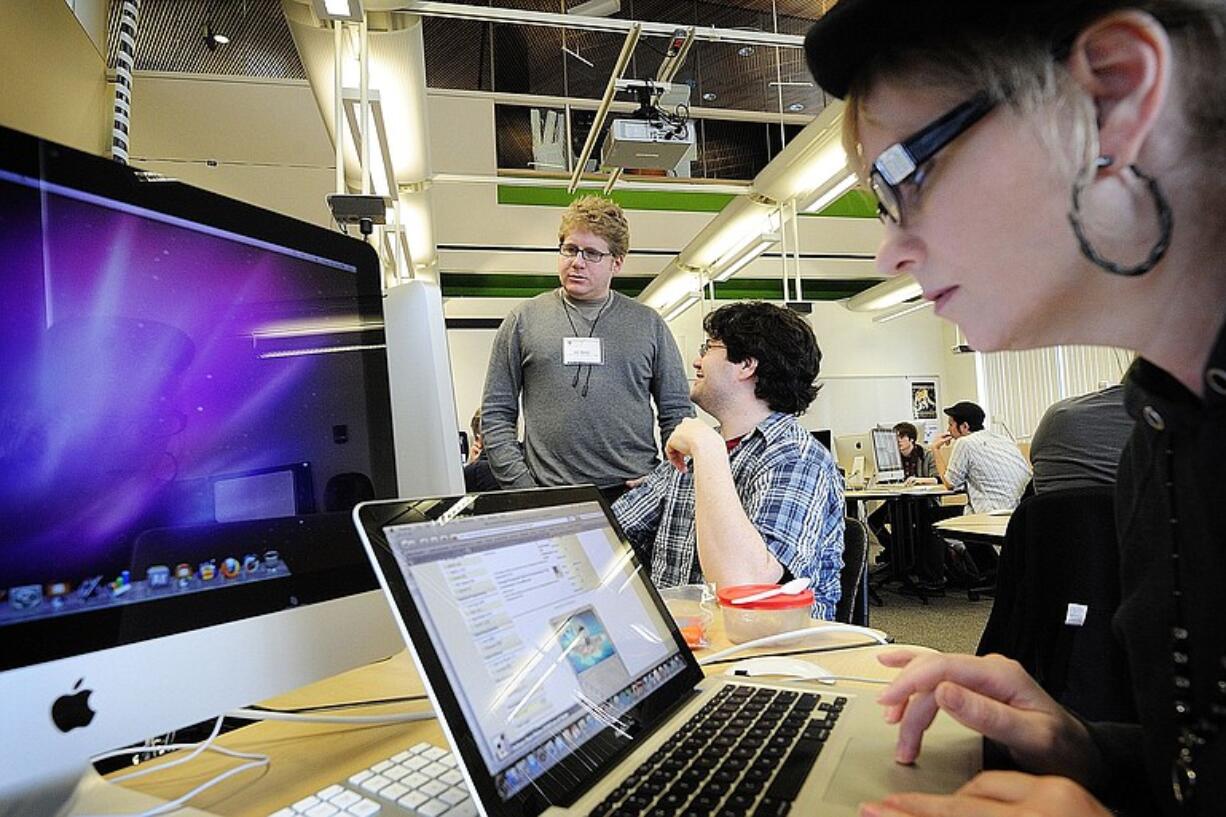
[0,124,429,815]
[870,428,906,484]
[834,433,873,483]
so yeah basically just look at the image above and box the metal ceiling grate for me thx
[104,0,836,181]
[105,0,307,78]
[106,0,830,105]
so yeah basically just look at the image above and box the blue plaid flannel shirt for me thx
[612,412,845,620]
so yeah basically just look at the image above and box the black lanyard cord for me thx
[559,291,612,394]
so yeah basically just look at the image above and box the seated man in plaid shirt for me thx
[612,302,845,620]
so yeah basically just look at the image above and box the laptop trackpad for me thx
[823,731,981,806]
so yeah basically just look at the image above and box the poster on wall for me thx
[911,381,937,420]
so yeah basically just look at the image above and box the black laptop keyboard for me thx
[588,684,846,817]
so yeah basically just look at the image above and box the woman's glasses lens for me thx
[870,174,901,225]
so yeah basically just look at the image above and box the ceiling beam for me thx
[368,1,806,48]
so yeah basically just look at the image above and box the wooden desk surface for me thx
[99,621,905,817]
[934,512,1011,541]
[845,485,960,501]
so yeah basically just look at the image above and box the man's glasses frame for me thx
[869,92,996,226]
[559,243,614,263]
[698,340,726,357]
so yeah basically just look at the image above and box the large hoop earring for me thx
[1068,162,1173,277]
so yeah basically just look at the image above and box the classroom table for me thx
[933,512,1012,601]
[76,618,941,817]
[845,484,962,603]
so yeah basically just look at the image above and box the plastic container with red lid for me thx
[717,584,814,644]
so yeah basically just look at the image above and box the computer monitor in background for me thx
[0,125,409,815]
[834,433,874,481]
[810,429,833,452]
[871,428,906,483]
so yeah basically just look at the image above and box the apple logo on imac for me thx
[52,679,96,732]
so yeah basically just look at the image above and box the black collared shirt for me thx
[1089,318,1226,815]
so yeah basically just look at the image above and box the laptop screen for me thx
[374,494,694,810]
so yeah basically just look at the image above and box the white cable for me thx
[812,675,891,685]
[226,707,437,725]
[698,624,888,666]
[80,717,270,817]
[102,716,226,783]
[77,755,269,817]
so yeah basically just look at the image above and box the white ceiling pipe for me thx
[285,4,432,188]
[399,186,438,281]
[285,1,437,275]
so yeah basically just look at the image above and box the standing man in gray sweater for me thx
[480,196,694,494]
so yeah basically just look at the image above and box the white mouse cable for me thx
[697,624,889,667]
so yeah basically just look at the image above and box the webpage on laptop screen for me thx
[383,502,686,800]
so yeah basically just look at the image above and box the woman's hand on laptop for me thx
[859,770,1113,817]
[873,650,1101,784]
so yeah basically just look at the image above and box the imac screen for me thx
[0,128,397,677]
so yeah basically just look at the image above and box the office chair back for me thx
[977,486,1135,723]
[837,516,869,626]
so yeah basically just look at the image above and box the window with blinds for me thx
[976,346,1134,439]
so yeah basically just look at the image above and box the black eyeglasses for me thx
[869,92,996,226]
[559,244,613,263]
[698,340,726,357]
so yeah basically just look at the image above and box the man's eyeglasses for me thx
[559,244,613,263]
[869,92,996,226]
[698,340,726,357]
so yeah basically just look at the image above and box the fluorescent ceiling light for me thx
[712,234,778,283]
[681,197,778,271]
[802,172,857,213]
[313,0,363,22]
[844,273,923,312]
[663,294,700,322]
[568,0,621,17]
[872,299,933,323]
[752,101,846,206]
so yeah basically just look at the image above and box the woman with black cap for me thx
[805,2,1226,815]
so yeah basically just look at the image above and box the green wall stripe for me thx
[439,273,879,301]
[495,185,875,217]
[497,185,735,212]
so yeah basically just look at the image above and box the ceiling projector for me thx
[601,79,695,172]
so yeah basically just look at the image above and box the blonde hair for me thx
[842,1,1226,184]
[558,196,630,259]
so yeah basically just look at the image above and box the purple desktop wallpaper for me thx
[0,177,375,592]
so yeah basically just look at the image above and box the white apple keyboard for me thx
[266,741,475,817]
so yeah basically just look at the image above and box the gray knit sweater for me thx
[481,289,694,489]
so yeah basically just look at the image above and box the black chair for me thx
[837,516,869,626]
[976,486,1136,724]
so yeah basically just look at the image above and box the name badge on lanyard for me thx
[563,336,604,366]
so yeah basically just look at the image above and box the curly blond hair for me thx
[558,196,630,259]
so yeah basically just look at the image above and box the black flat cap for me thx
[804,0,1133,99]
[943,400,986,429]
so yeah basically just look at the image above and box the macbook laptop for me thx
[353,486,979,817]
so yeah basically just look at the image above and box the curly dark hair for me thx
[703,302,821,414]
